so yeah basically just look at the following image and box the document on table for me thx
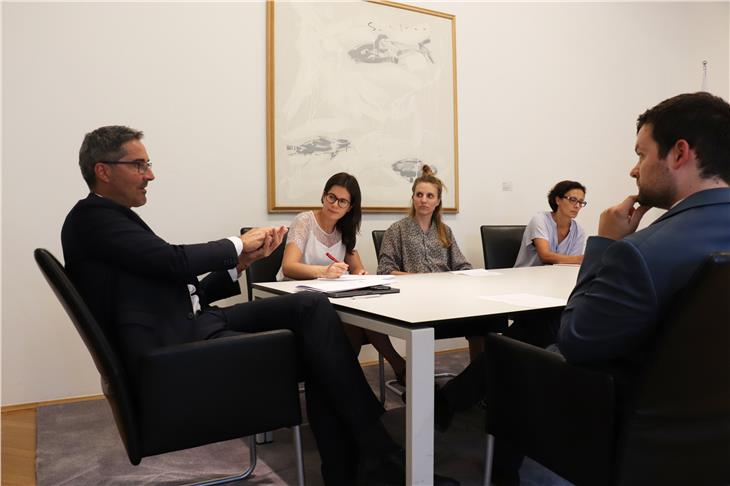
[297,275,396,293]
[451,269,502,277]
[317,274,395,282]
[479,293,567,308]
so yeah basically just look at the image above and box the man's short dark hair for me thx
[79,126,144,189]
[548,180,586,212]
[637,92,730,184]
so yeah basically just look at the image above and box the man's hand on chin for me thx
[598,195,652,240]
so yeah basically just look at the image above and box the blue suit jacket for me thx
[557,188,730,370]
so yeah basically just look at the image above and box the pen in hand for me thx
[323,252,348,279]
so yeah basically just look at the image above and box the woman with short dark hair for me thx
[514,180,587,267]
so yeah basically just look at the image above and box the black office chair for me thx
[34,249,305,485]
[482,253,730,486]
[479,225,526,269]
[370,229,406,398]
[372,229,385,259]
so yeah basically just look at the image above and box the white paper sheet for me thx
[450,269,502,277]
[317,274,395,282]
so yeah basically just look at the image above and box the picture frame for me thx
[267,0,458,212]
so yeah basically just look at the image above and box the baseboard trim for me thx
[2,394,104,413]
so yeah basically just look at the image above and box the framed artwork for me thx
[267,0,458,212]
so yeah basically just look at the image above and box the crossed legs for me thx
[213,292,400,484]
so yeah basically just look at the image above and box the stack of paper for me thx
[450,269,502,277]
[296,275,396,293]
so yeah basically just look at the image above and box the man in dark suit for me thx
[62,126,409,486]
[436,92,730,485]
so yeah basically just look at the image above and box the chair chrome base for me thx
[190,426,305,486]
[385,372,456,398]
[483,433,494,486]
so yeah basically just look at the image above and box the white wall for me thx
[2,1,728,406]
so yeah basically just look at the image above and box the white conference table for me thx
[252,265,580,485]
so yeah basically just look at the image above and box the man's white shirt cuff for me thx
[227,236,244,281]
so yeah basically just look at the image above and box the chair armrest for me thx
[484,333,616,485]
[135,330,302,457]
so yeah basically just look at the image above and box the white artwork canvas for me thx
[268,0,458,212]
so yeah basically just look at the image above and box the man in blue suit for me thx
[437,92,730,485]
[558,91,730,368]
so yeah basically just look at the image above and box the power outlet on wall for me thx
[502,181,513,191]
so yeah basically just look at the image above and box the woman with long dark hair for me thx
[279,172,365,279]
[279,172,406,384]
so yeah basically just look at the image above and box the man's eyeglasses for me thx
[324,192,351,208]
[561,196,588,208]
[101,160,153,174]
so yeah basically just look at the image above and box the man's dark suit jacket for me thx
[558,187,730,373]
[61,193,241,373]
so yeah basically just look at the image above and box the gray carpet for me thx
[37,350,571,485]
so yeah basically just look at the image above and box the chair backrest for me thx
[33,249,142,463]
[240,227,288,301]
[372,230,385,259]
[617,252,730,485]
[479,225,526,269]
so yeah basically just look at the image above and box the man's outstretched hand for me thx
[238,226,288,271]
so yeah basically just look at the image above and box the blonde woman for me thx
[377,165,471,275]
[377,166,485,359]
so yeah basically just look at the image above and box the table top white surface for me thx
[253,265,580,326]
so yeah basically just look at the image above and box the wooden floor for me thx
[2,408,36,486]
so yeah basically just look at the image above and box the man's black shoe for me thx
[434,472,461,485]
[435,385,454,432]
[357,447,405,486]
[358,447,462,486]
[491,470,520,486]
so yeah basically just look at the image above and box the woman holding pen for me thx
[278,172,366,280]
[278,173,407,385]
